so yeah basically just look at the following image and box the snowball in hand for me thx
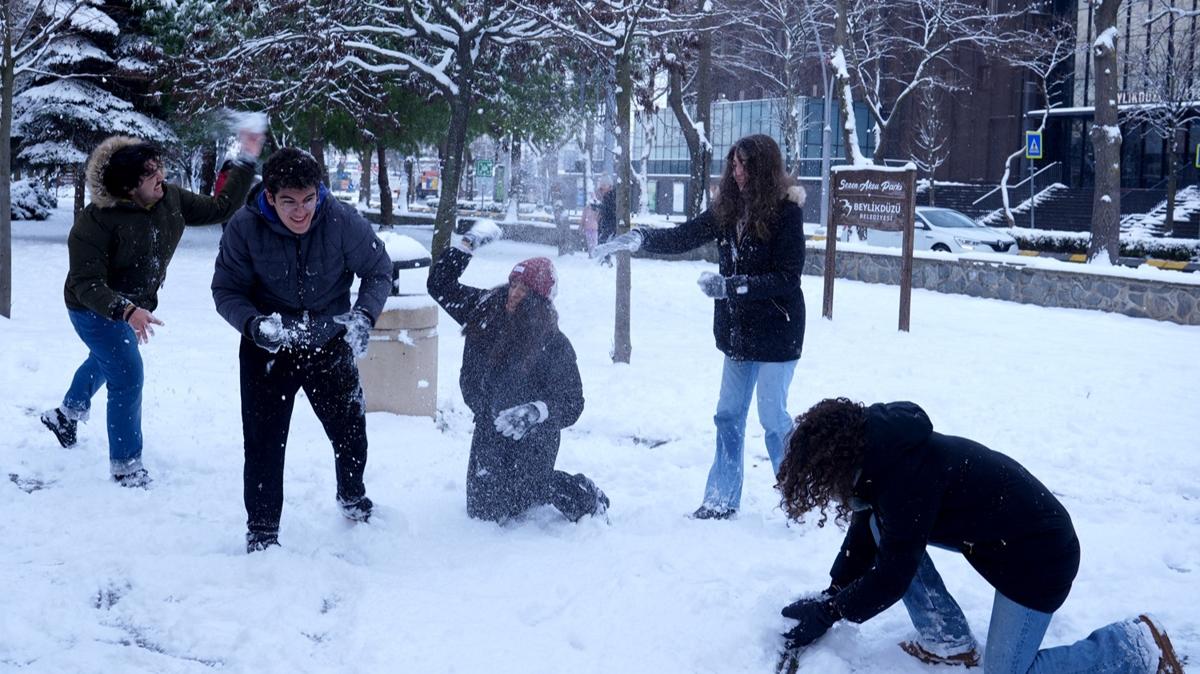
[232,110,268,134]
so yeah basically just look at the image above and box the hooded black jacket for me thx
[427,248,585,517]
[637,188,806,362]
[212,183,392,345]
[829,402,1080,621]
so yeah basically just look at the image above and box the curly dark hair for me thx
[102,142,162,200]
[776,397,868,528]
[263,147,323,195]
[712,134,792,241]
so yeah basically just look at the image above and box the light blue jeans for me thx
[869,516,1154,673]
[62,308,144,475]
[701,357,798,511]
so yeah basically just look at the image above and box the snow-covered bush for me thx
[1010,228,1200,262]
[10,180,58,221]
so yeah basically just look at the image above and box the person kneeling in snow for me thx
[211,148,392,553]
[427,221,609,523]
[773,398,1184,674]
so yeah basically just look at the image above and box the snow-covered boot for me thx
[1137,614,1184,674]
[899,640,980,668]
[112,468,152,489]
[691,505,736,520]
[246,530,280,553]
[339,495,373,523]
[40,408,77,448]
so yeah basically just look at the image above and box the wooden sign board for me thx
[823,165,918,331]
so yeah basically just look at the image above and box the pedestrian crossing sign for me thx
[1025,131,1043,160]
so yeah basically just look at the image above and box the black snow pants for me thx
[239,338,368,534]
[466,425,606,523]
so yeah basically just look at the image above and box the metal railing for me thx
[972,162,1061,206]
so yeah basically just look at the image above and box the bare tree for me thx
[1090,0,1121,263]
[523,0,708,363]
[910,84,949,205]
[996,19,1076,226]
[1,0,95,318]
[338,1,548,258]
[720,0,823,175]
[842,0,1020,161]
[1124,6,1200,236]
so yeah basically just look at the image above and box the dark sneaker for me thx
[339,496,373,523]
[1138,614,1184,674]
[40,408,77,448]
[691,505,735,520]
[246,531,280,553]
[113,468,152,489]
[899,640,981,668]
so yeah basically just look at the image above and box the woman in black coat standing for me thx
[773,397,1184,674]
[428,223,609,523]
[592,134,806,520]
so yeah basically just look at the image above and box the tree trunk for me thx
[308,116,329,186]
[1,19,13,318]
[359,144,372,208]
[377,143,393,229]
[400,156,413,212]
[74,165,85,215]
[1089,0,1122,263]
[1166,135,1178,235]
[198,142,217,196]
[695,25,714,212]
[431,94,472,259]
[833,0,864,165]
[613,48,634,364]
[668,68,707,220]
[506,137,522,222]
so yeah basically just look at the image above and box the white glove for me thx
[494,401,548,441]
[460,219,503,252]
[697,271,728,299]
[590,230,643,260]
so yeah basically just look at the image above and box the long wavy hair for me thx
[463,285,559,375]
[776,398,869,528]
[712,134,792,241]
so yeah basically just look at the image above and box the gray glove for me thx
[333,308,373,358]
[461,219,503,251]
[494,401,548,441]
[697,271,728,299]
[590,230,643,260]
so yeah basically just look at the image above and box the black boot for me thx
[339,496,373,523]
[40,408,77,448]
[113,468,152,489]
[246,530,280,553]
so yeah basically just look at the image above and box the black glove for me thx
[781,598,838,650]
[697,271,728,299]
[493,402,546,441]
[333,308,372,358]
[781,584,842,620]
[248,314,286,353]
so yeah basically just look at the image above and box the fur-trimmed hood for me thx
[85,135,143,209]
[786,184,807,207]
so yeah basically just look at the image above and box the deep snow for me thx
[1,206,1198,673]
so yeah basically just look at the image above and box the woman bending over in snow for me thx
[427,221,609,523]
[592,134,806,520]
[772,397,1184,674]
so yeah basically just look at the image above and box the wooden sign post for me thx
[824,165,918,331]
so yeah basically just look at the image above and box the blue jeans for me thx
[62,308,144,475]
[984,592,1152,673]
[701,357,798,511]
[869,516,1154,673]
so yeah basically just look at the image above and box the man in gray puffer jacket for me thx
[212,147,392,553]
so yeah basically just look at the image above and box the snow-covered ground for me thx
[2,206,1198,673]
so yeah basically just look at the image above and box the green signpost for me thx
[475,159,494,178]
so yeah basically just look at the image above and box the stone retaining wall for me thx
[803,247,1200,326]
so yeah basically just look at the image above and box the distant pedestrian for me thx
[428,220,609,524]
[40,128,262,488]
[597,177,616,245]
[580,181,605,254]
[592,134,806,520]
[773,398,1185,674]
[212,147,393,553]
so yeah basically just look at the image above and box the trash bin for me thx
[357,232,437,418]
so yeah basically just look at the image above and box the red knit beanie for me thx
[509,257,557,300]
